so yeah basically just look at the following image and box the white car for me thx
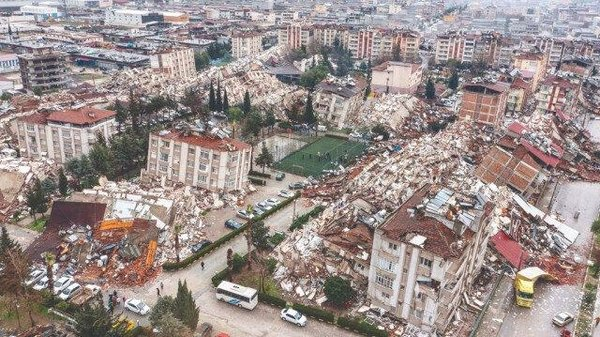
[58,282,81,300]
[53,276,74,294]
[236,210,255,220]
[278,190,294,198]
[280,308,307,327]
[256,201,273,211]
[552,312,574,327]
[125,299,150,315]
[25,269,46,286]
[33,276,50,291]
[265,198,281,206]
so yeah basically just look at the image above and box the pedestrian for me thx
[122,296,126,304]
[201,261,205,270]
[113,290,117,297]
[160,281,164,290]
[136,320,140,327]
[156,287,161,297]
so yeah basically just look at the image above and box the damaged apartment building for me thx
[367,184,493,333]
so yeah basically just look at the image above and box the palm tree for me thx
[44,252,55,296]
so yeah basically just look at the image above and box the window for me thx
[159,164,168,173]
[419,257,433,268]
[161,141,170,147]
[415,309,423,319]
[189,148,195,155]
[200,150,209,159]
[213,154,219,160]
[388,242,398,250]
[381,292,390,299]
[198,163,207,171]
[416,292,423,300]
[198,174,207,183]
[378,257,393,271]
[160,153,169,161]
[375,273,393,289]
[27,124,35,131]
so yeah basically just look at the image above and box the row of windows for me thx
[216,288,256,303]
[375,273,393,289]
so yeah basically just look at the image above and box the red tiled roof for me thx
[490,230,528,269]
[19,113,48,125]
[519,139,561,167]
[156,129,251,152]
[379,185,465,259]
[47,107,116,126]
[507,122,526,135]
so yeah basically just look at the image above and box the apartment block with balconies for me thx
[18,48,70,93]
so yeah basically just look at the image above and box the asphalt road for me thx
[3,223,39,249]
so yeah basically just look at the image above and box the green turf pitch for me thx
[275,136,367,177]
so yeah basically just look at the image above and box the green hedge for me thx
[291,303,335,324]
[258,292,287,308]
[164,193,299,271]
[249,170,271,178]
[211,268,230,287]
[289,205,326,231]
[248,177,266,186]
[337,316,387,337]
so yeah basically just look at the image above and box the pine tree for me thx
[173,280,199,331]
[114,100,127,131]
[222,88,229,113]
[26,180,47,220]
[0,226,17,255]
[243,90,251,115]
[58,168,68,196]
[255,142,274,173]
[208,81,216,111]
[425,78,436,100]
[216,82,222,112]
[264,110,276,134]
[303,93,316,125]
[448,71,459,90]
[128,89,140,133]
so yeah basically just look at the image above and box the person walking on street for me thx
[160,281,164,291]
[156,287,161,297]
[201,261,205,270]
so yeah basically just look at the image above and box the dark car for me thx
[225,218,243,230]
[191,239,212,253]
[275,172,286,181]
[288,182,304,190]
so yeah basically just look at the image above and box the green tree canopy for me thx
[222,87,229,113]
[173,280,199,331]
[73,303,126,337]
[153,312,193,337]
[26,179,48,219]
[242,110,263,138]
[209,81,216,111]
[243,90,252,115]
[149,295,176,327]
[448,71,459,90]
[251,221,270,250]
[194,52,210,71]
[303,93,316,125]
[58,168,68,196]
[255,142,274,173]
[425,78,436,100]
[324,275,355,306]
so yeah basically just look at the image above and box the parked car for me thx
[253,208,265,217]
[58,282,82,300]
[280,308,307,327]
[278,190,294,198]
[124,298,151,315]
[53,276,74,294]
[197,322,213,337]
[191,239,212,254]
[33,276,50,291]
[552,312,574,327]
[25,269,46,287]
[225,219,243,230]
[288,182,304,190]
[265,198,281,206]
[236,209,255,220]
[256,201,273,211]
[275,172,286,181]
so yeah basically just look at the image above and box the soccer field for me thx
[275,136,367,177]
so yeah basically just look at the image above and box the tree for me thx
[43,252,55,299]
[425,78,436,100]
[89,141,113,179]
[194,52,210,71]
[227,107,244,138]
[149,295,176,327]
[114,100,127,131]
[255,142,274,173]
[182,88,206,121]
[371,124,390,140]
[73,303,125,337]
[173,280,199,331]
[242,110,263,139]
[243,90,251,115]
[128,89,140,133]
[303,93,316,125]
[250,221,270,250]
[0,236,35,328]
[0,226,17,255]
[66,155,98,189]
[392,43,401,62]
[174,223,181,263]
[153,312,193,337]
[222,87,229,113]
[58,168,68,196]
[216,82,222,112]
[208,81,216,111]
[324,276,355,306]
[264,110,276,134]
[226,248,234,281]
[26,180,48,220]
[40,177,57,197]
[448,71,459,90]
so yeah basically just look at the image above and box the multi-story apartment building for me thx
[435,31,501,65]
[146,129,252,192]
[434,32,465,64]
[459,82,510,126]
[18,48,70,93]
[512,51,547,91]
[231,31,263,59]
[535,76,579,115]
[313,77,364,128]
[14,107,117,163]
[149,47,195,79]
[278,24,313,49]
[0,53,19,73]
[367,184,493,332]
[104,9,163,27]
[506,78,531,115]
[313,24,345,48]
[371,61,423,94]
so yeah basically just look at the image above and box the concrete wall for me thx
[258,134,307,162]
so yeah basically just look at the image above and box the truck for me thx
[514,267,555,307]
[69,284,101,306]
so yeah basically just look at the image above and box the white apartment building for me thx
[371,61,423,94]
[146,129,252,191]
[314,77,364,128]
[15,107,117,163]
[20,5,59,19]
[0,53,19,73]
[231,32,263,59]
[367,185,493,333]
[150,47,195,79]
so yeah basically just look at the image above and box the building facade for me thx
[18,48,70,93]
[278,24,312,49]
[231,32,263,59]
[512,51,547,91]
[0,53,19,73]
[149,48,195,79]
[14,107,117,163]
[371,61,423,94]
[459,82,509,126]
[313,77,364,128]
[367,185,493,332]
[146,129,252,191]
[104,9,163,27]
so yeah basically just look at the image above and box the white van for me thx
[59,283,81,300]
